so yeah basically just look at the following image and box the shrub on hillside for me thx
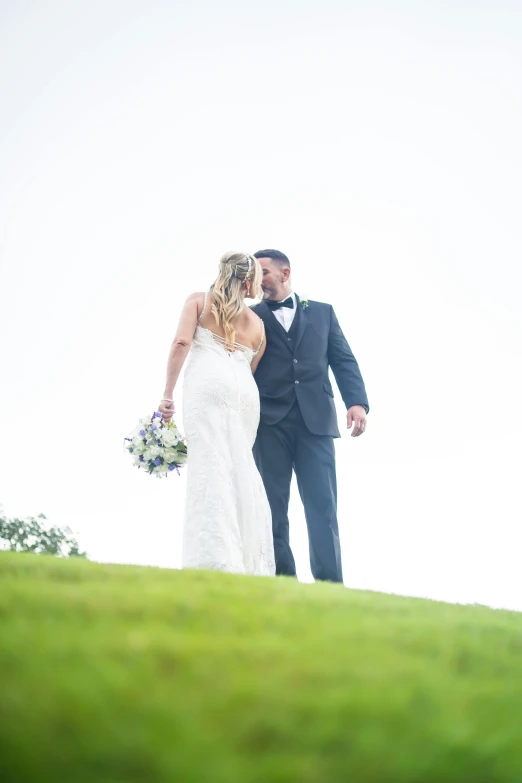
[0,507,86,558]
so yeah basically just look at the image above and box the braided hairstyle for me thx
[209,251,262,350]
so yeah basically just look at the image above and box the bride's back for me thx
[194,252,265,352]
[198,292,263,352]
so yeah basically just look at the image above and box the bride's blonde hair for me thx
[209,251,262,350]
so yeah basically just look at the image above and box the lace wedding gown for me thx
[181,294,275,576]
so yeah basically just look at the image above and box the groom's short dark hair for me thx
[253,249,291,268]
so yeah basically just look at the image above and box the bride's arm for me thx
[159,292,202,420]
[250,334,266,375]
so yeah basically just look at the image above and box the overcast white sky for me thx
[1,1,521,610]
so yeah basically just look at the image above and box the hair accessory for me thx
[244,255,252,280]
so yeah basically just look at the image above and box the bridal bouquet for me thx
[124,412,187,477]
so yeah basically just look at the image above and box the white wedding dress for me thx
[181,294,275,576]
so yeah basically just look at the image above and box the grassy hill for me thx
[1,552,521,782]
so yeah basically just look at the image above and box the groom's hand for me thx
[347,405,366,437]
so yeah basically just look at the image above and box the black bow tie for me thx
[266,297,294,311]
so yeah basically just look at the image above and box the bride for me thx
[158,252,275,577]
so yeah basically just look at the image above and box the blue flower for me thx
[168,463,177,471]
[139,429,146,436]
[153,457,162,466]
[153,411,162,419]
[139,455,145,462]
[151,424,157,431]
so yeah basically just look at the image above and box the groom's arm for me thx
[327,306,369,414]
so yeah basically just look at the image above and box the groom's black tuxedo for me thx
[251,297,368,436]
[251,296,369,582]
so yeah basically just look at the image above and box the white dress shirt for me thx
[272,291,297,332]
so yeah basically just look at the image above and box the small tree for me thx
[0,508,87,558]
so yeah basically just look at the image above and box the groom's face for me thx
[258,258,289,301]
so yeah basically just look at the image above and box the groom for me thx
[251,249,369,583]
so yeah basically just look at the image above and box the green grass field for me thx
[1,552,522,783]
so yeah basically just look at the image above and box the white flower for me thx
[143,446,161,462]
[161,430,178,447]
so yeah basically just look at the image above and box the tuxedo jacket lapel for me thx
[293,295,309,353]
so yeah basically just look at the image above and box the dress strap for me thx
[255,320,265,352]
[198,292,209,323]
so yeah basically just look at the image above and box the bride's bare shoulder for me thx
[176,292,210,325]
[185,291,209,311]
[244,308,265,342]
[244,307,264,326]
[186,291,207,302]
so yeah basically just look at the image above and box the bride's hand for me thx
[158,398,175,422]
